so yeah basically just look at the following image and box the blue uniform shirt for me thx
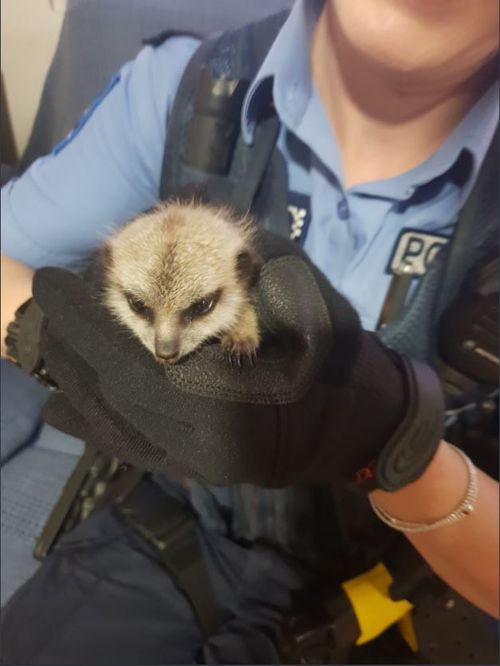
[1,37,200,267]
[1,0,498,555]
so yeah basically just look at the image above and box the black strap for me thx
[160,35,219,202]
[114,479,220,638]
[227,113,281,213]
[34,445,102,559]
[159,11,289,211]
[435,128,499,318]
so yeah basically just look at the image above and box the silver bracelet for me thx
[369,445,478,534]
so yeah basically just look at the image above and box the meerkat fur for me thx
[101,200,260,365]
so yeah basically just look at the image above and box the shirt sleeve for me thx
[1,36,200,269]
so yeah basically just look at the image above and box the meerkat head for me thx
[102,201,259,364]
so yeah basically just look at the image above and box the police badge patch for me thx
[378,229,451,328]
[388,229,449,276]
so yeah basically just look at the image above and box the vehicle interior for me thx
[1,1,498,664]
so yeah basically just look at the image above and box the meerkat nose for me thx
[155,340,180,365]
[156,352,180,365]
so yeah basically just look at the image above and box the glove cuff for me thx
[4,297,58,389]
[355,356,445,492]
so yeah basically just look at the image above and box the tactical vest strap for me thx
[160,35,219,202]
[437,130,499,316]
[159,10,289,213]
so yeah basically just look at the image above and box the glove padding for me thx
[35,230,444,489]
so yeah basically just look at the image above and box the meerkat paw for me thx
[221,335,258,368]
[220,307,259,368]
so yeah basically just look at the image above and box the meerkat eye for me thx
[184,289,222,321]
[189,297,215,317]
[126,293,152,319]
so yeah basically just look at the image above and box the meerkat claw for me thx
[221,335,258,370]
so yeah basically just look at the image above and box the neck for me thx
[311,5,495,189]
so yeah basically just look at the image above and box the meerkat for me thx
[101,200,261,366]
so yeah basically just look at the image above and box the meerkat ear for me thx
[236,250,262,287]
[82,242,113,288]
[100,243,114,272]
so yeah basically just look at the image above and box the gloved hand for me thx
[32,231,445,491]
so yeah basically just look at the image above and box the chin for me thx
[329,0,499,83]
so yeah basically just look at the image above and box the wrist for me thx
[370,441,469,524]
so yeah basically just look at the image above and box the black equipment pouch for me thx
[438,255,499,398]
[183,67,249,176]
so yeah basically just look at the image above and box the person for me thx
[1,0,498,662]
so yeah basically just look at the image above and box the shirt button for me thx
[337,198,350,220]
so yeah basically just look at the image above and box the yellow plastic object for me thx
[341,562,418,652]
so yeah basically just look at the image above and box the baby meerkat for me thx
[101,201,261,366]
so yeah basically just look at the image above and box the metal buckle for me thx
[34,446,143,559]
[115,485,198,567]
[281,600,357,665]
[118,501,192,549]
[287,620,341,664]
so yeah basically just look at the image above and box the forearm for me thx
[371,440,499,618]
[1,254,33,356]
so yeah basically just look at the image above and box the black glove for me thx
[33,231,444,491]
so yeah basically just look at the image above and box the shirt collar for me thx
[241,0,322,144]
[359,81,499,202]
